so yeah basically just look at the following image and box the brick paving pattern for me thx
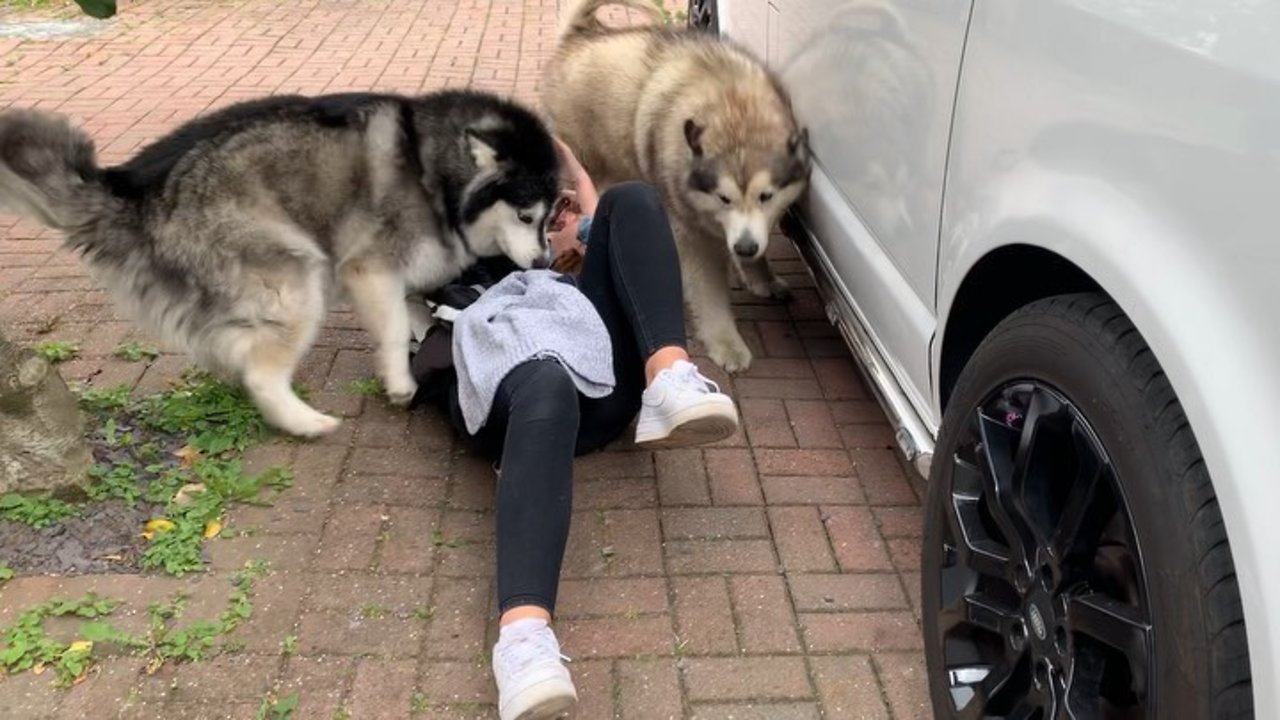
[0,1,929,717]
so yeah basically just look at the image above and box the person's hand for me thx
[553,137,599,217]
[546,189,586,258]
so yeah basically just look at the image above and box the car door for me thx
[722,0,973,426]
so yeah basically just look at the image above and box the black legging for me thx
[447,182,687,615]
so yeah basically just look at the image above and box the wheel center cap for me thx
[1027,603,1048,641]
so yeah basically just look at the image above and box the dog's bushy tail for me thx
[0,108,113,231]
[559,0,665,42]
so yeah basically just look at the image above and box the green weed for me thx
[113,341,160,362]
[0,492,79,528]
[33,340,77,363]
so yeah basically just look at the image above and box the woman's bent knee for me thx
[600,181,663,216]
[505,360,579,422]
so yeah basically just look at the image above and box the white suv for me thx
[694,1,1279,717]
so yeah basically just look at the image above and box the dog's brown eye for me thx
[717,193,732,205]
[518,212,535,225]
[759,191,774,203]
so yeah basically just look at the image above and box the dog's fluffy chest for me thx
[401,231,469,293]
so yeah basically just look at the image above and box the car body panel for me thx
[941,2,1280,712]
[722,0,1280,713]
[723,0,973,430]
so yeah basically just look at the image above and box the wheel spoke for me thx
[1067,592,1152,695]
[953,659,1021,720]
[941,591,1021,637]
[976,414,1037,559]
[1050,428,1116,562]
[948,458,1015,579]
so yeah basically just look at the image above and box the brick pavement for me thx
[0,1,929,717]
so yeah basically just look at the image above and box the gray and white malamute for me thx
[0,90,560,437]
[542,0,810,372]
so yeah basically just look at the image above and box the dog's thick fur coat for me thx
[0,90,560,437]
[542,0,810,371]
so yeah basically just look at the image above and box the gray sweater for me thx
[451,269,615,434]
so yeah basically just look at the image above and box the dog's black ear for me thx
[684,119,705,157]
[788,127,810,158]
[465,127,503,170]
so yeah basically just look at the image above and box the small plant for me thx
[359,603,388,620]
[332,709,351,720]
[76,384,131,412]
[430,529,466,549]
[87,461,141,504]
[410,693,430,714]
[412,606,435,621]
[0,492,79,528]
[138,560,270,672]
[0,593,125,687]
[347,377,384,397]
[0,563,13,583]
[281,634,298,656]
[256,691,299,720]
[114,341,160,362]
[34,340,78,364]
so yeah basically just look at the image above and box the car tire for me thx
[922,293,1253,718]
[687,0,718,33]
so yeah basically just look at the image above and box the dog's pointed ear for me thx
[788,127,810,158]
[684,119,705,157]
[466,128,502,170]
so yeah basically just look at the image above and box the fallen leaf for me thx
[32,663,45,675]
[67,640,93,654]
[173,444,202,469]
[172,483,207,506]
[142,518,175,540]
[203,520,222,539]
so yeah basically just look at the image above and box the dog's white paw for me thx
[706,335,754,373]
[280,409,342,438]
[749,277,792,302]
[384,375,418,407]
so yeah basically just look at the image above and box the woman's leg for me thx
[451,359,579,619]
[573,182,693,451]
[452,359,580,720]
[574,182,738,451]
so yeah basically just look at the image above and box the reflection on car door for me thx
[762,0,973,422]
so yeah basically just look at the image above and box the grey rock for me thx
[0,328,93,496]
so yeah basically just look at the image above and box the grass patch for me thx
[2,370,292,579]
[257,691,299,720]
[0,492,79,528]
[0,560,272,687]
[113,341,160,362]
[347,376,384,397]
[0,593,121,687]
[34,340,78,364]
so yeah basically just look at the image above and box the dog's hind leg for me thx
[676,224,754,372]
[339,257,417,406]
[232,270,341,438]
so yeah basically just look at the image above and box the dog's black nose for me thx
[733,236,759,258]
[531,251,552,269]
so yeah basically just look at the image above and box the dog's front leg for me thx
[734,255,791,302]
[340,258,418,406]
[677,226,754,373]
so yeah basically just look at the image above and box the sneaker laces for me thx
[667,360,719,394]
[496,625,571,675]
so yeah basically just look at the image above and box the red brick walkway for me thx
[0,1,928,718]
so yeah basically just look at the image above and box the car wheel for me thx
[923,293,1252,718]
[688,0,718,32]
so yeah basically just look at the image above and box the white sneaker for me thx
[493,619,577,720]
[635,359,739,448]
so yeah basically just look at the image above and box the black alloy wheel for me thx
[923,293,1253,719]
[688,0,718,33]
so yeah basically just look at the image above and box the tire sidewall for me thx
[923,300,1210,718]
